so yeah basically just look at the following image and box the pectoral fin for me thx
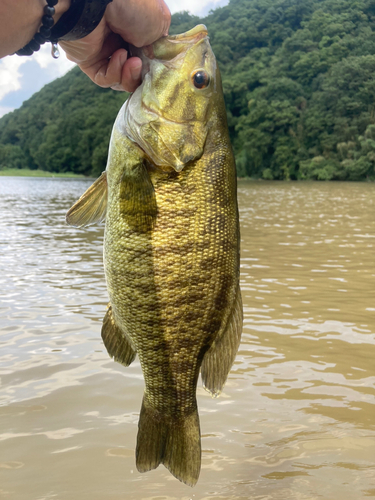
[66,171,107,227]
[101,304,137,367]
[201,285,243,397]
[120,161,157,217]
[120,162,157,231]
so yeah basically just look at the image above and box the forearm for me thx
[0,0,70,58]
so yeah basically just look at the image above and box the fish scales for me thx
[66,24,242,487]
[105,136,238,414]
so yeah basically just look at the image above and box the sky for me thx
[0,0,229,118]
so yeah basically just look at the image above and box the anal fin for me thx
[101,304,136,367]
[201,285,243,397]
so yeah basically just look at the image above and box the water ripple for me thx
[0,178,375,499]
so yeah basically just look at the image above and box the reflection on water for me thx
[0,177,374,500]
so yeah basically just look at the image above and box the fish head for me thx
[123,25,218,172]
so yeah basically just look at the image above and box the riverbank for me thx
[0,169,85,178]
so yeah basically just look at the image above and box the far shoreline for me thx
[1,169,373,182]
[0,169,86,178]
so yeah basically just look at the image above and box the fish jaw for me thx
[141,24,209,63]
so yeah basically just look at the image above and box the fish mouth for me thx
[130,25,209,62]
[167,24,208,43]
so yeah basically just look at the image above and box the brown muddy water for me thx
[0,177,374,500]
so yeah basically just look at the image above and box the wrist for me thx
[0,0,71,58]
[15,0,72,58]
[50,0,113,42]
[55,0,71,23]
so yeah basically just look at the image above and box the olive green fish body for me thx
[66,25,242,487]
[106,130,239,399]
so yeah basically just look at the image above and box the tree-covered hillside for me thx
[0,68,127,177]
[1,0,375,180]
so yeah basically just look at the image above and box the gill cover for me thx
[123,25,217,172]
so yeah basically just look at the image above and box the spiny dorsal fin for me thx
[66,171,107,227]
[201,285,243,397]
[101,304,137,367]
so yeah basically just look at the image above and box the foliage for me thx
[0,68,127,176]
[1,0,375,179]
[0,144,28,170]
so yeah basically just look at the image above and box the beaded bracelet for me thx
[16,0,59,58]
[16,0,113,59]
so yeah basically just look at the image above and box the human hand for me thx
[59,0,171,92]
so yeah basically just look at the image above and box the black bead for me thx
[34,33,47,44]
[16,0,59,58]
[40,26,52,38]
[16,48,27,56]
[29,39,41,51]
[19,45,34,56]
[42,15,54,28]
[43,5,55,16]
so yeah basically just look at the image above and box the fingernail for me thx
[130,62,142,81]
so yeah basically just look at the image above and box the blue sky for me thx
[0,0,229,118]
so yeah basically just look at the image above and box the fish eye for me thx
[191,69,210,89]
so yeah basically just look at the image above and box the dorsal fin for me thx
[66,171,107,227]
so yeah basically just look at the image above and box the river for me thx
[0,177,374,499]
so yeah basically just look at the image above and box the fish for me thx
[66,24,242,487]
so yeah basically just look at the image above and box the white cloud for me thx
[0,56,25,101]
[0,45,76,115]
[32,44,76,76]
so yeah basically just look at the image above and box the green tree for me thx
[0,144,28,170]
[1,0,375,180]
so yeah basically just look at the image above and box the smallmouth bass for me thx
[66,25,242,487]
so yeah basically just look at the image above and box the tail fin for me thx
[136,397,201,487]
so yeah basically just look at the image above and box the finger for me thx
[106,0,171,47]
[59,20,111,64]
[116,56,142,92]
[92,49,142,92]
[91,48,128,88]
[78,47,142,92]
[74,35,125,87]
